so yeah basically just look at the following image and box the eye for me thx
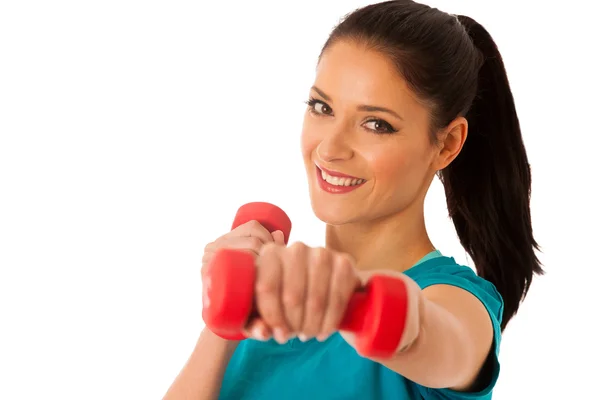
[305,98,333,116]
[364,119,398,134]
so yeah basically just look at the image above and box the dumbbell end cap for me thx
[201,249,256,334]
[233,202,292,244]
[354,275,408,358]
[212,330,247,341]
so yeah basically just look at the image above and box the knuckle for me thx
[335,255,354,275]
[246,220,264,232]
[312,247,330,265]
[247,236,263,250]
[288,241,306,256]
[259,242,277,257]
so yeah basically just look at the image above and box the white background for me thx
[1,1,598,399]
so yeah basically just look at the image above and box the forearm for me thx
[162,328,239,400]
[344,271,490,390]
[381,295,475,388]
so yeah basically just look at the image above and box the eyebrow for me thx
[311,85,404,121]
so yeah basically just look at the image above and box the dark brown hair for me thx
[320,0,543,330]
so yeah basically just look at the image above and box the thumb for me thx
[271,230,286,245]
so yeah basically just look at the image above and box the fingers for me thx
[255,243,289,343]
[319,253,361,341]
[202,221,292,343]
[230,220,276,245]
[272,230,285,245]
[202,221,281,269]
[243,318,272,341]
[201,237,265,281]
[299,247,333,341]
[281,243,308,333]
[205,220,276,258]
[205,235,265,259]
[248,242,360,345]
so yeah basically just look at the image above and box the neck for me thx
[325,206,435,273]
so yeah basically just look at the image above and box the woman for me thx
[164,1,542,398]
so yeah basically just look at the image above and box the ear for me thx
[433,116,468,171]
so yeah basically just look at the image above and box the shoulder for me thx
[405,255,504,324]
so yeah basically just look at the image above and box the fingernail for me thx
[298,334,309,342]
[273,328,287,344]
[316,333,331,342]
[252,326,267,341]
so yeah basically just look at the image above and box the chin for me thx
[308,193,362,226]
[312,205,340,225]
[305,173,372,225]
[311,205,351,226]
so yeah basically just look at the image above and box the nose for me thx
[316,127,354,163]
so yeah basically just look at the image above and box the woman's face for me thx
[301,40,442,225]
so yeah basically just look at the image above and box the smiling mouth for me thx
[315,165,366,193]
[319,168,366,186]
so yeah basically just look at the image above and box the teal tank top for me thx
[219,251,503,399]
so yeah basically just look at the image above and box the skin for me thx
[164,222,281,400]
[163,39,496,399]
[245,40,494,391]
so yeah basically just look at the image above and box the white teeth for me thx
[320,169,365,186]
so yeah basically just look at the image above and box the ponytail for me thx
[440,15,544,330]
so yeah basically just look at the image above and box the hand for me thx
[244,242,361,344]
[201,220,286,280]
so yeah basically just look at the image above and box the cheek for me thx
[367,144,428,187]
[367,146,407,181]
[300,117,319,162]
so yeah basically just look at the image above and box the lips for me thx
[315,164,366,194]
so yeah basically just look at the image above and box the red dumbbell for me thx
[202,202,292,341]
[203,210,408,359]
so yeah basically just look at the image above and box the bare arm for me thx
[343,272,494,390]
[162,328,239,400]
[382,284,493,390]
